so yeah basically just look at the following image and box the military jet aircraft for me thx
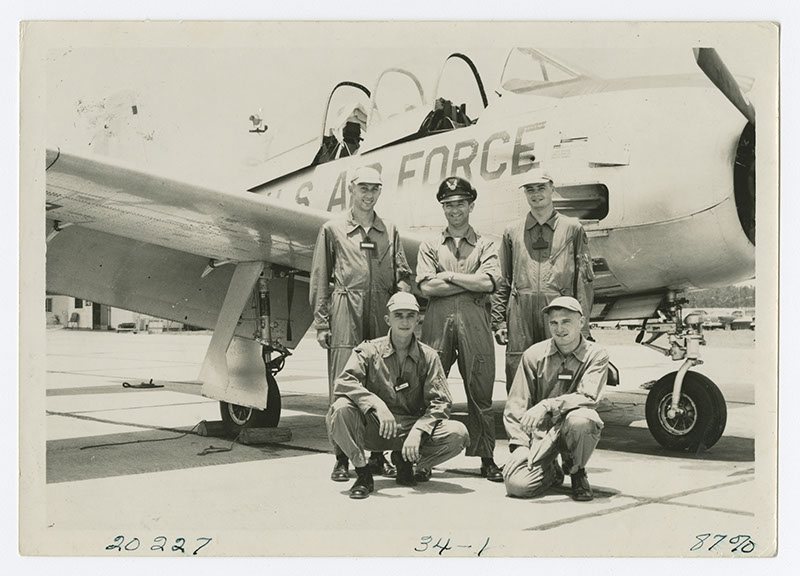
[44,46,757,452]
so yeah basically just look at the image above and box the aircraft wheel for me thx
[219,373,282,432]
[645,371,727,452]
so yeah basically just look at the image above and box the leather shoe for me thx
[480,460,504,483]
[391,451,417,487]
[349,466,374,500]
[570,467,594,501]
[414,466,432,482]
[368,452,397,478]
[330,457,350,482]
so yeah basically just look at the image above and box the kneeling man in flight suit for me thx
[326,292,470,499]
[503,296,609,501]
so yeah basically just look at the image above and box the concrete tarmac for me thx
[40,326,765,557]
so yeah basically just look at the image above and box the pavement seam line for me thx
[50,399,216,415]
[659,500,755,517]
[525,477,755,531]
[46,409,207,435]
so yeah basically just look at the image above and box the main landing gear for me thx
[218,267,295,434]
[219,341,292,433]
[199,262,297,435]
[637,292,727,451]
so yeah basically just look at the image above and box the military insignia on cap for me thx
[446,178,458,190]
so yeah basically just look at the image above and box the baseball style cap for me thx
[350,166,383,186]
[519,170,554,188]
[387,292,420,313]
[542,296,583,315]
[436,176,478,204]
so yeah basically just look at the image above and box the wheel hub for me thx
[657,393,698,436]
[228,404,253,426]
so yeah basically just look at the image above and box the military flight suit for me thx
[326,334,470,470]
[416,226,500,458]
[309,209,412,401]
[490,211,594,391]
[502,336,608,498]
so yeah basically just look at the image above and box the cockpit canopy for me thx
[313,53,489,161]
[500,48,583,93]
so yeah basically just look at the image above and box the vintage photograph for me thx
[19,21,779,557]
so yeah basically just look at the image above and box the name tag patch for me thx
[558,370,574,382]
[360,240,376,250]
[394,381,410,392]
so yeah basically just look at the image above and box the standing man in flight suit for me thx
[416,176,503,482]
[310,165,413,482]
[491,170,594,392]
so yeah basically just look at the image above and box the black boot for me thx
[349,465,374,499]
[391,451,417,487]
[330,455,350,482]
[368,451,397,478]
[570,467,594,501]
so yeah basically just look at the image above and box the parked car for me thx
[116,322,139,334]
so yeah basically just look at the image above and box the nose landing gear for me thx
[638,292,728,451]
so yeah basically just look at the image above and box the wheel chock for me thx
[197,420,228,437]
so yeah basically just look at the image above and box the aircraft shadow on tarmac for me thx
[447,400,755,464]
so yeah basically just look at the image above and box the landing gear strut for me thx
[215,267,293,434]
[638,291,727,451]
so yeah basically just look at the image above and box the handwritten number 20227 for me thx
[106,536,212,555]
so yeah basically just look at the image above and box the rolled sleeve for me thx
[476,238,501,293]
[415,241,439,289]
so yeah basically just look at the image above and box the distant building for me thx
[45,295,182,331]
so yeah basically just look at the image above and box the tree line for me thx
[685,285,755,308]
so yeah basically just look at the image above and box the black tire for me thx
[219,373,281,432]
[645,371,727,452]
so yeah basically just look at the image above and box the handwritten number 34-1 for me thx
[106,536,212,555]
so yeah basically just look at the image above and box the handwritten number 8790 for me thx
[691,534,755,553]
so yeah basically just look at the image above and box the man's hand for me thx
[520,402,551,435]
[316,329,331,349]
[374,404,398,439]
[494,328,508,345]
[397,280,412,293]
[402,428,423,462]
[526,447,539,471]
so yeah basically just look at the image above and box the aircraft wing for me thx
[45,149,331,270]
